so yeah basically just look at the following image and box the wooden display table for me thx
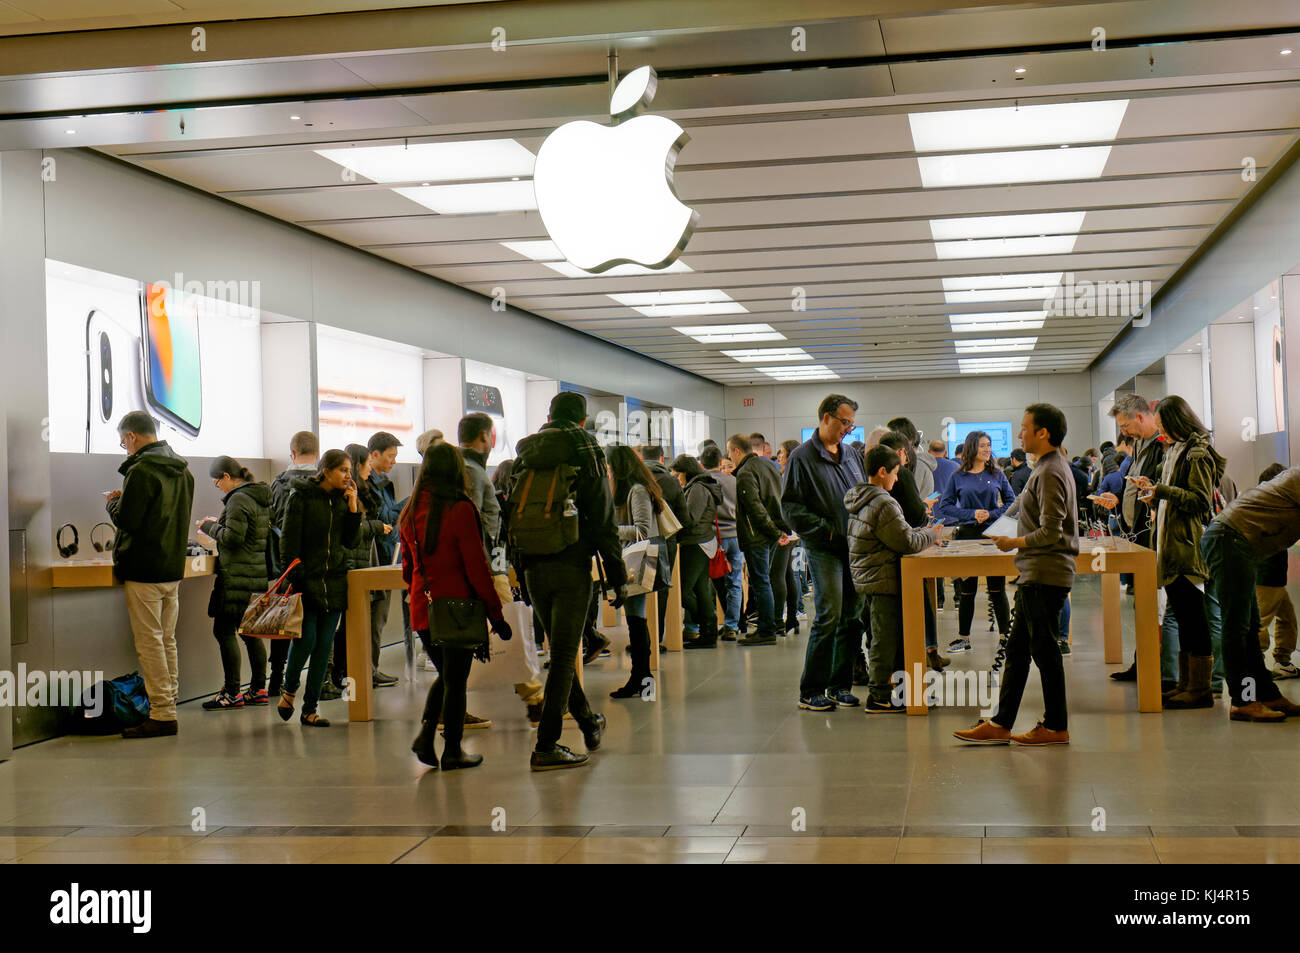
[899,537,1158,715]
[52,555,215,588]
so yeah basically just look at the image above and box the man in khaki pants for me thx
[106,411,196,738]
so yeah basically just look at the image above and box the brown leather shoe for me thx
[1011,723,1070,746]
[952,720,1011,744]
[1230,701,1287,722]
[121,717,178,738]
[1262,696,1300,715]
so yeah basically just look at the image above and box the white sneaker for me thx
[1273,662,1300,680]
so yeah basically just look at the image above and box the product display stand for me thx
[899,537,1159,715]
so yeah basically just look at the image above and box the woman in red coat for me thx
[400,443,512,770]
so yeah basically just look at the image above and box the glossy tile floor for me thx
[4,576,1300,863]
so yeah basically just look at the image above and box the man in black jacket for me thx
[730,434,787,646]
[365,431,404,688]
[1006,448,1031,496]
[106,411,196,738]
[515,391,626,771]
[639,443,687,643]
[782,394,867,711]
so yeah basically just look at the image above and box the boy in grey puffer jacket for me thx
[846,446,939,711]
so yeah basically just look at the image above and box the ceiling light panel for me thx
[759,365,839,380]
[944,273,1063,292]
[720,347,812,363]
[948,311,1047,332]
[930,212,1086,241]
[907,100,1129,152]
[958,356,1032,374]
[503,240,693,277]
[316,140,536,183]
[934,235,1078,259]
[953,337,1038,353]
[675,324,785,343]
[394,181,537,214]
[916,146,1113,188]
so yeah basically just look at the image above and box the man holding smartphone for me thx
[107,411,195,738]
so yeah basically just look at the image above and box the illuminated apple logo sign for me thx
[533,66,699,273]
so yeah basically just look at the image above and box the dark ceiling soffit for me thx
[79,147,720,393]
[1087,130,1300,371]
[4,24,1300,122]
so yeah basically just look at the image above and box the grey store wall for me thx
[2,146,723,747]
[724,374,1097,457]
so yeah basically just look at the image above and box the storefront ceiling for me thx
[2,0,1299,384]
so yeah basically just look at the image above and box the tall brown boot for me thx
[1164,654,1213,709]
[1162,652,1188,700]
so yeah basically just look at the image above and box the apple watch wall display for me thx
[533,65,699,273]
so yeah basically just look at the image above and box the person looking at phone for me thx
[846,445,941,713]
[107,411,196,738]
[321,444,394,701]
[402,443,512,770]
[276,449,362,727]
[936,430,1015,661]
[266,430,319,698]
[365,432,404,689]
[955,403,1078,746]
[197,456,271,711]
[512,391,626,771]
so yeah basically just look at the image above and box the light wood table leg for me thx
[664,559,683,651]
[1134,556,1160,712]
[1102,572,1122,663]
[346,578,374,723]
[602,599,618,628]
[901,564,927,715]
[646,592,660,675]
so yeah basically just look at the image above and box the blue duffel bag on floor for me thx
[75,672,151,735]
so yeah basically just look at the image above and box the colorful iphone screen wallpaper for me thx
[144,283,202,430]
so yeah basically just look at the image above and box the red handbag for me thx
[707,519,731,579]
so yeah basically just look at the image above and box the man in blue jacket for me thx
[782,394,867,712]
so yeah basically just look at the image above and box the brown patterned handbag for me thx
[238,558,303,639]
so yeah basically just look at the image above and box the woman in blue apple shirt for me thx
[937,430,1015,663]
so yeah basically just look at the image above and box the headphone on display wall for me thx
[56,523,79,559]
[91,522,115,553]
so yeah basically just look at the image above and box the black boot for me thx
[611,616,653,698]
[1110,655,1138,681]
[411,722,439,768]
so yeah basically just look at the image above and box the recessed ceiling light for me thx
[917,147,1113,187]
[502,240,693,276]
[64,129,76,135]
[958,356,1031,374]
[758,364,838,381]
[954,336,1038,353]
[394,181,537,214]
[930,212,1085,241]
[721,347,812,363]
[949,311,1047,332]
[675,323,785,344]
[1283,49,1294,55]
[935,235,1077,259]
[1014,67,1027,74]
[908,100,1129,152]
[316,140,536,183]
[290,115,301,121]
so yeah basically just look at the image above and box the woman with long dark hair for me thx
[606,445,666,698]
[277,449,361,727]
[671,454,723,649]
[1133,394,1226,709]
[937,430,1015,661]
[198,456,272,710]
[402,443,512,770]
[324,443,393,698]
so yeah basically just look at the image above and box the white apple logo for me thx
[533,66,699,273]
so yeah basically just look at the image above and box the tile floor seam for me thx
[389,836,432,864]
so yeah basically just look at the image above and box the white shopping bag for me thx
[468,601,540,691]
[621,539,660,597]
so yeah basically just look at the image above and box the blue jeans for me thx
[1059,595,1070,637]
[1200,523,1267,704]
[1160,584,1224,689]
[285,608,342,716]
[742,540,777,637]
[799,546,861,698]
[714,536,743,629]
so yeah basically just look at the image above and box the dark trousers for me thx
[993,583,1070,731]
[416,634,472,749]
[865,593,903,704]
[268,637,290,687]
[956,524,1010,635]
[1164,575,1211,656]
[679,544,719,644]
[799,546,860,698]
[527,560,599,750]
[771,541,793,627]
[213,612,267,695]
[369,591,392,667]
[742,540,777,637]
[1204,522,1281,706]
[284,608,342,716]
[331,613,352,686]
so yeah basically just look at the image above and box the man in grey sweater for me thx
[955,403,1078,746]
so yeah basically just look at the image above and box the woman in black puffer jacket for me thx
[198,456,273,710]
[670,454,724,649]
[277,449,362,727]
[326,444,393,695]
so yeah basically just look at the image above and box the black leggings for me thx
[213,612,267,695]
[1165,575,1211,656]
[680,544,718,642]
[417,634,473,749]
[955,524,1010,636]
